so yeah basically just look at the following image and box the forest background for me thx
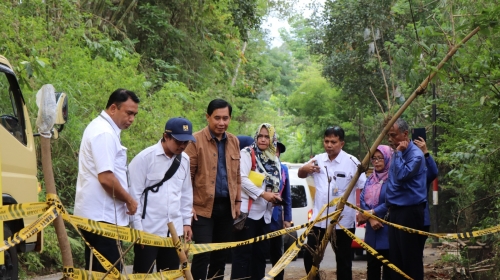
[1,0,500,278]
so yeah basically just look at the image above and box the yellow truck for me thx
[0,55,67,279]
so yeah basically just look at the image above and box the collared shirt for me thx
[74,111,129,226]
[306,151,366,229]
[210,131,229,198]
[239,149,274,223]
[128,141,193,237]
[386,141,427,206]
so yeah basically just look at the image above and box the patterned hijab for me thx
[247,123,281,192]
[363,145,393,208]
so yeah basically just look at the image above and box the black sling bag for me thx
[141,154,182,219]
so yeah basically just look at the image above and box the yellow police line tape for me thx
[60,203,341,255]
[71,268,184,280]
[265,198,343,279]
[64,216,122,278]
[338,224,413,280]
[0,202,48,222]
[0,205,58,252]
[0,195,122,279]
[344,201,500,240]
[0,194,340,279]
[11,193,500,279]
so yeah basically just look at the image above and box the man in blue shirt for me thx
[386,118,427,280]
[414,137,438,252]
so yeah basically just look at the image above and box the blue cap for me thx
[165,117,196,142]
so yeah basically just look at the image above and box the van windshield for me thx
[291,185,307,208]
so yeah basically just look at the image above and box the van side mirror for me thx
[54,92,68,125]
[50,92,68,139]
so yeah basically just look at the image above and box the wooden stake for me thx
[40,137,74,279]
[167,222,193,280]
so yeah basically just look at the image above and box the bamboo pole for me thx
[40,137,74,279]
[100,238,138,280]
[306,26,481,280]
[167,222,193,280]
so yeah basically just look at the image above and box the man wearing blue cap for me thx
[128,117,196,273]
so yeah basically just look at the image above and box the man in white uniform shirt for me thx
[74,89,139,272]
[129,117,194,273]
[298,126,366,280]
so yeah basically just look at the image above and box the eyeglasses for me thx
[173,138,190,146]
[370,157,384,163]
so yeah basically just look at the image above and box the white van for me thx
[283,164,314,257]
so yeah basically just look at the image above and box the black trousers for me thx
[303,226,355,280]
[420,225,430,252]
[269,235,284,280]
[388,204,425,280]
[133,244,180,273]
[191,199,234,280]
[231,216,270,280]
[366,249,391,280]
[81,229,122,273]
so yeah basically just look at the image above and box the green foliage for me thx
[1,0,288,274]
[4,0,500,277]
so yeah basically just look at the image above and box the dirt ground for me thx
[282,266,450,280]
[280,244,450,280]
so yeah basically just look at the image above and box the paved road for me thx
[35,248,367,279]
[35,244,441,279]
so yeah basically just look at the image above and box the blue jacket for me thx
[270,164,292,231]
[386,141,427,206]
[360,182,390,250]
[424,155,438,226]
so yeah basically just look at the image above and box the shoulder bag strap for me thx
[141,154,182,219]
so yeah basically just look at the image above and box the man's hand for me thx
[369,218,384,231]
[183,225,193,242]
[413,137,428,153]
[126,198,138,215]
[396,140,409,152]
[192,208,198,221]
[307,161,321,174]
[283,221,292,228]
[234,204,241,218]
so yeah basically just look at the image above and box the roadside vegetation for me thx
[1,0,499,278]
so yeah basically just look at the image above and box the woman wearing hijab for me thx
[231,123,282,280]
[358,145,393,280]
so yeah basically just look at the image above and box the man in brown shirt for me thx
[185,99,241,280]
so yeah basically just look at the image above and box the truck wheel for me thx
[1,225,18,280]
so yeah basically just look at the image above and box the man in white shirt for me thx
[298,126,366,280]
[129,117,195,273]
[74,89,139,272]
